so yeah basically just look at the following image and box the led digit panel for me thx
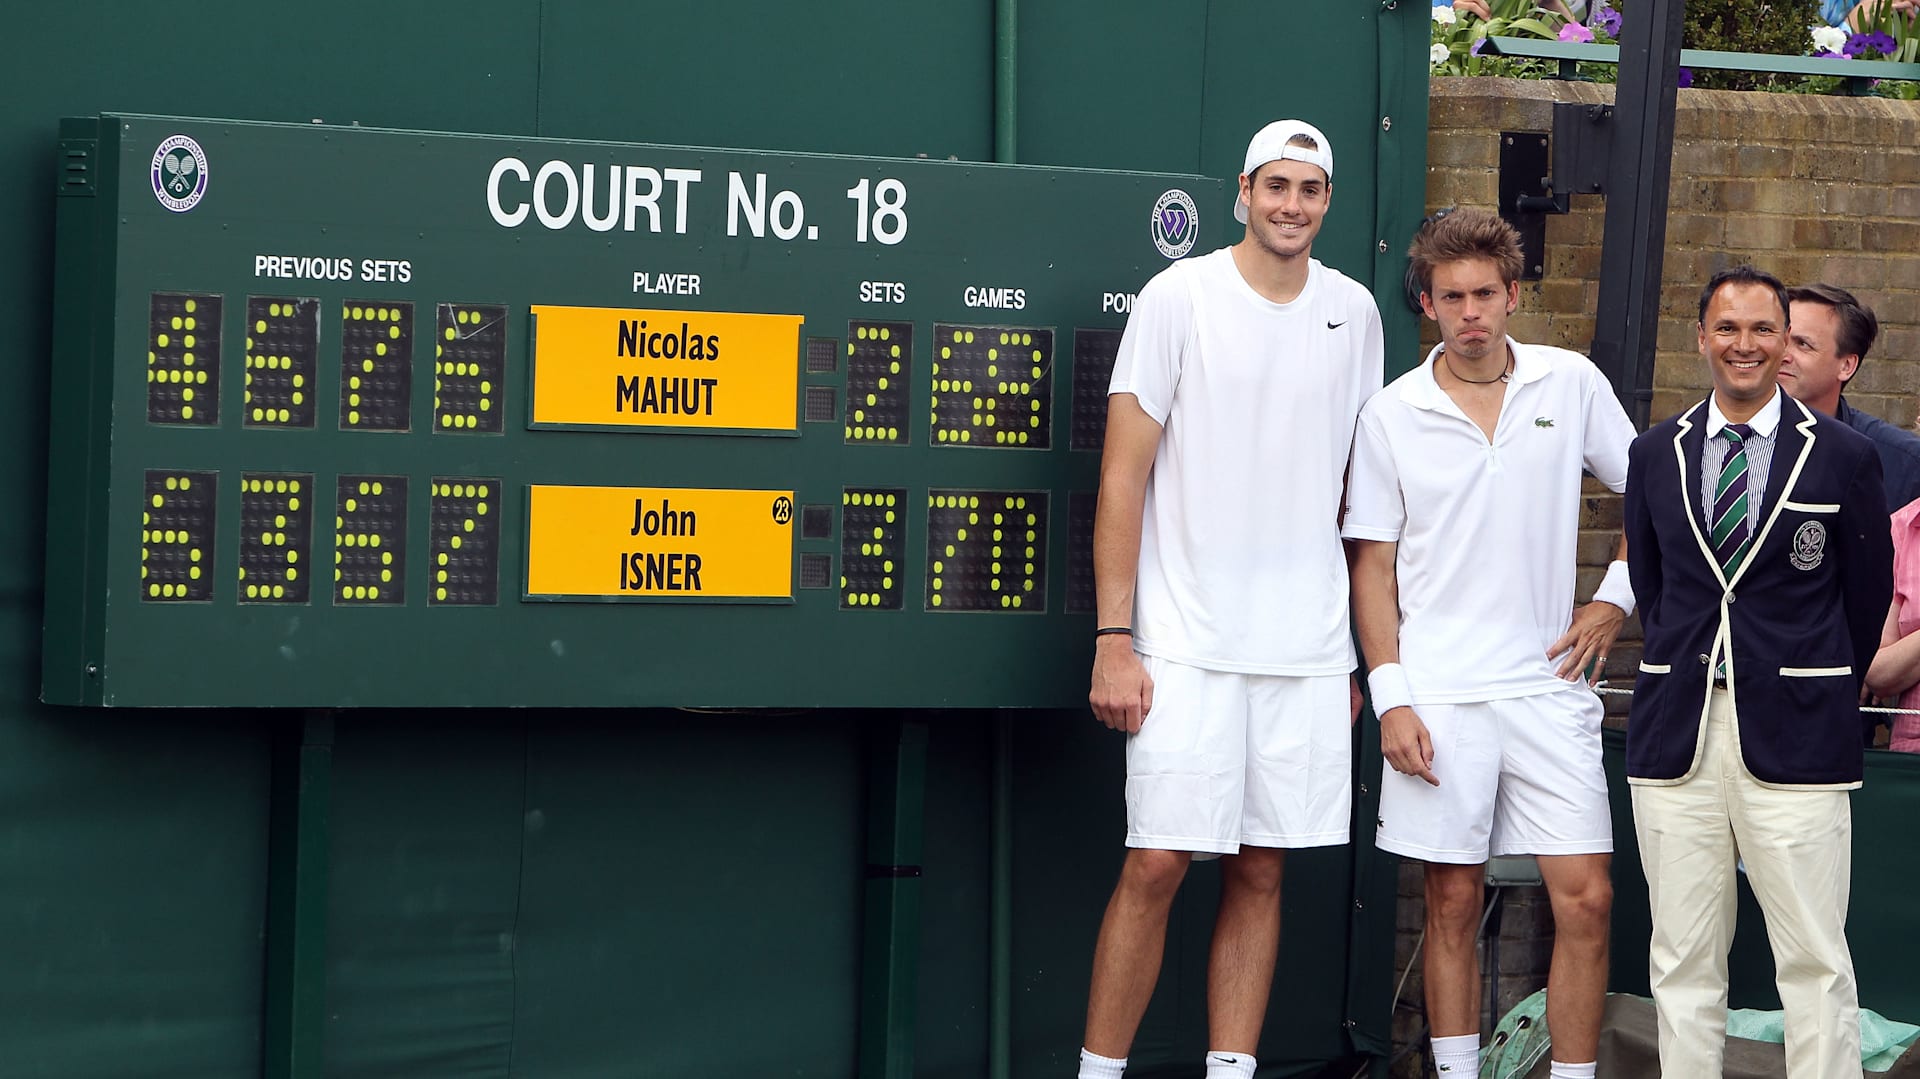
[434,303,506,433]
[334,475,407,604]
[147,293,220,426]
[243,297,319,428]
[799,552,833,589]
[804,386,837,424]
[845,321,910,444]
[142,470,215,601]
[925,489,1047,612]
[805,337,839,374]
[428,479,501,605]
[1067,490,1096,613]
[239,473,313,603]
[1070,328,1122,451]
[840,488,906,610]
[930,324,1053,448]
[340,301,413,431]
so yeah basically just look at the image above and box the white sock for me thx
[1077,1047,1126,1079]
[1549,1063,1597,1079]
[1431,1033,1481,1075]
[1204,1050,1256,1078]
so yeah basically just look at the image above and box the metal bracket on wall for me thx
[1497,102,1614,279]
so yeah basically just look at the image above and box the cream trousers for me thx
[1630,688,1861,1079]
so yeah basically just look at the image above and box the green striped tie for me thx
[1710,424,1753,578]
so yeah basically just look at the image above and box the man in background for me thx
[1778,283,1920,511]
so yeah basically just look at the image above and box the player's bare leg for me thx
[1535,853,1612,1063]
[1423,861,1487,1038]
[1083,848,1192,1058]
[1206,847,1285,1052]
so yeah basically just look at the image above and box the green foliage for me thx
[1673,0,1823,89]
[1429,1,1616,78]
[1433,0,1920,98]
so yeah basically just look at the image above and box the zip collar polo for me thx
[1342,339,1635,703]
[1400,338,1554,475]
[1402,337,1550,414]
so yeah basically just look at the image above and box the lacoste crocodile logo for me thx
[1535,417,1554,428]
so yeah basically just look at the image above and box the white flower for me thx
[1810,24,1848,53]
[1433,3,1458,25]
[1431,42,1453,64]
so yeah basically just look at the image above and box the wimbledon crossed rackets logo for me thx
[151,134,209,213]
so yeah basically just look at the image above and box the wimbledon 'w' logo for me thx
[1151,189,1199,259]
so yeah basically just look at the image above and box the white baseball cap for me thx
[1234,119,1334,223]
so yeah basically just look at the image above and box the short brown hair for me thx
[1406,208,1524,296]
[1788,283,1878,365]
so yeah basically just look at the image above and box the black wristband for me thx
[1094,626,1134,638]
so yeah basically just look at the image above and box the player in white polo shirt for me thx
[1344,209,1635,1079]
[1077,119,1384,1079]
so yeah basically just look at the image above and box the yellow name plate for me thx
[525,485,795,600]
[530,304,802,431]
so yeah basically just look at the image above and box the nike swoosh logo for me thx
[1327,320,1346,330]
[1211,1057,1239,1065]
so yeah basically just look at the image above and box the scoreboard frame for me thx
[43,113,1224,709]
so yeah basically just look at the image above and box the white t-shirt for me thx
[1110,247,1385,675]
[1341,338,1635,702]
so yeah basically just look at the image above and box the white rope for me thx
[1590,681,1920,716]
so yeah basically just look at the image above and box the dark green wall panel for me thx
[536,2,994,158]
[1842,750,1920,1022]
[1007,713,1123,1073]
[914,715,994,1079]
[1014,2,1209,175]
[323,716,526,1078]
[508,714,864,1077]
[0,712,270,1079]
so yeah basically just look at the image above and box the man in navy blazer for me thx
[1624,265,1892,1079]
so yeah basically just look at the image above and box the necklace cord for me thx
[1440,348,1510,385]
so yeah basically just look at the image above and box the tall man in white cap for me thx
[1079,119,1384,1079]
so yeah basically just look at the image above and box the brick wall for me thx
[1387,77,1920,1074]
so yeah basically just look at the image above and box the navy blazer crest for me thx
[1623,394,1892,787]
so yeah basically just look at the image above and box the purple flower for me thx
[1593,2,1622,37]
[1841,31,1896,57]
[1471,36,1488,56]
[1818,49,1848,59]
[1559,21,1596,42]
[1677,67,1694,87]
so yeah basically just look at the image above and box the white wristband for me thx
[1367,662,1413,716]
[1591,559,1635,618]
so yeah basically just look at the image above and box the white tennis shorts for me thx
[1124,654,1352,854]
[1375,682,1611,864]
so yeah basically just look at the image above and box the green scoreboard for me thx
[42,114,1223,709]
